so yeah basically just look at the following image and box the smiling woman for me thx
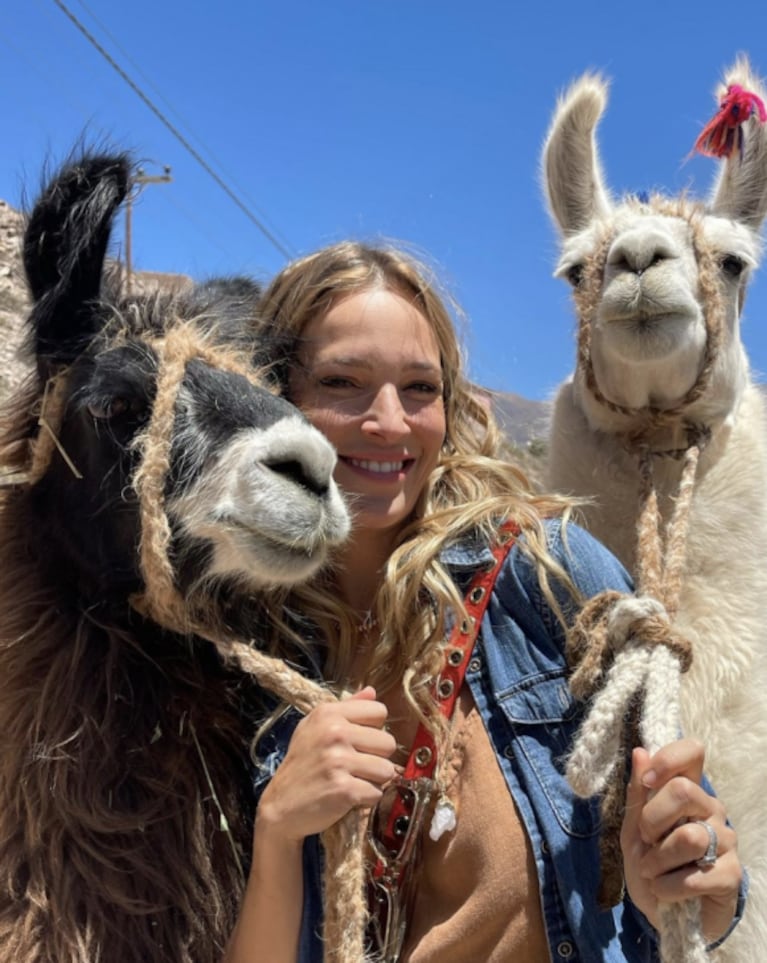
[289,286,446,546]
[222,240,745,963]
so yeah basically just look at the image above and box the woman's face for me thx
[289,286,446,536]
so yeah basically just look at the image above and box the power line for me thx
[51,0,294,260]
[66,0,293,256]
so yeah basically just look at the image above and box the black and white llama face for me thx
[23,152,350,603]
[166,357,349,590]
[542,57,767,432]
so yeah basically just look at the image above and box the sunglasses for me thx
[366,776,435,962]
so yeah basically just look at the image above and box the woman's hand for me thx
[621,738,743,946]
[255,686,398,845]
[225,691,394,963]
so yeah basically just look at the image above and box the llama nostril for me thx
[609,238,673,276]
[265,458,329,497]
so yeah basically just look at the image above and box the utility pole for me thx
[124,165,172,295]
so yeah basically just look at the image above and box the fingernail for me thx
[641,769,657,789]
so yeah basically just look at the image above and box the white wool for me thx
[543,57,767,961]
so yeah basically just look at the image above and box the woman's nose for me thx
[361,384,409,439]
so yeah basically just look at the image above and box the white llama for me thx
[542,58,767,960]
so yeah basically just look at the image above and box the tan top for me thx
[401,688,551,963]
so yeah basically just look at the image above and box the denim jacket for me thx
[253,520,745,961]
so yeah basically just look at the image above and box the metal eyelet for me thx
[438,678,455,699]
[460,616,476,634]
[469,586,485,604]
[448,648,464,666]
[414,746,433,767]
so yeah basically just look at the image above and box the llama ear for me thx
[708,57,767,231]
[24,152,131,366]
[542,73,613,236]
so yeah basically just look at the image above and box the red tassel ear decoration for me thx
[694,83,767,159]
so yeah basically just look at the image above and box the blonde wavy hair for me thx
[255,240,576,733]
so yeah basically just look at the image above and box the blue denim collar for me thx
[439,533,497,571]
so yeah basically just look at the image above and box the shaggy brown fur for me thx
[0,370,264,963]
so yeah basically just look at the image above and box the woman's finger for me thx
[638,738,705,794]
[621,746,651,854]
[639,817,736,879]
[346,751,400,786]
[645,850,743,905]
[348,723,398,758]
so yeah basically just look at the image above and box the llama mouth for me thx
[604,308,694,328]
[629,314,667,333]
[204,517,337,588]
[227,519,324,559]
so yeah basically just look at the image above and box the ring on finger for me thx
[692,819,718,869]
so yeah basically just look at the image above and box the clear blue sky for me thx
[3,0,767,401]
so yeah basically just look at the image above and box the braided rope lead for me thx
[130,327,371,963]
[566,437,709,960]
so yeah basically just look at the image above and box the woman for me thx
[224,242,744,962]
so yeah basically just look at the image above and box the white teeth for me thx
[349,458,405,473]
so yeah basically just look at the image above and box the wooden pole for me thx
[124,166,172,296]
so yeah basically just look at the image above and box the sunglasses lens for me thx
[370,783,417,857]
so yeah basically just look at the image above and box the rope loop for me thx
[567,592,693,702]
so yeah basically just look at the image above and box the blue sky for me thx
[3,0,767,401]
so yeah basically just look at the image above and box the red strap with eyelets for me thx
[401,521,518,782]
[373,522,518,865]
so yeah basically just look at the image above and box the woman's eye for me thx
[318,376,358,389]
[407,382,441,395]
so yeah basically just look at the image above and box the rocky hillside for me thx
[0,199,29,402]
[0,198,194,403]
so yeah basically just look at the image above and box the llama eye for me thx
[86,397,129,420]
[721,254,745,278]
[566,264,584,287]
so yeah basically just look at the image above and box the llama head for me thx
[16,151,350,624]
[542,57,767,440]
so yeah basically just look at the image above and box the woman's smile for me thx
[342,455,414,478]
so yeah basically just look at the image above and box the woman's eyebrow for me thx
[313,356,441,374]
[312,355,374,369]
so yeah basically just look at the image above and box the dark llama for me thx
[0,151,350,963]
